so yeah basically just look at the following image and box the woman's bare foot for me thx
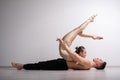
[88,15,97,22]
[11,62,24,70]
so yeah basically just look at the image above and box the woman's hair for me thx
[75,46,85,54]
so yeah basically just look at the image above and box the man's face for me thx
[79,49,86,58]
[93,58,104,66]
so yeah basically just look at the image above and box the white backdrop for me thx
[0,0,120,66]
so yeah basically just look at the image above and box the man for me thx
[11,15,107,70]
[57,38,106,70]
[11,43,106,70]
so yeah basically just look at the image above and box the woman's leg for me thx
[59,15,96,61]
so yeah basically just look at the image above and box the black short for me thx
[23,58,68,70]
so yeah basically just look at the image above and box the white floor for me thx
[0,67,120,80]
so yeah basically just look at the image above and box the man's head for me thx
[75,46,87,58]
[93,58,107,70]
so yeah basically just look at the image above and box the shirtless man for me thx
[57,38,106,70]
[11,15,106,70]
[11,55,106,70]
[11,39,106,70]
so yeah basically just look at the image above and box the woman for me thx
[59,15,103,61]
[11,15,106,70]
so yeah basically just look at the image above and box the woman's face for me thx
[79,49,87,58]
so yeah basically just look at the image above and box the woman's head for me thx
[75,46,86,58]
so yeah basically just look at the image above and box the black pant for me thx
[23,58,68,70]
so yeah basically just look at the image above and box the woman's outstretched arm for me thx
[57,38,87,64]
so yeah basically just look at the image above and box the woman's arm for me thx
[57,38,85,63]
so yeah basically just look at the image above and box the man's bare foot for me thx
[88,15,97,22]
[11,62,24,70]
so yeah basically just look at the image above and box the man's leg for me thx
[11,59,68,70]
[59,15,96,61]
[11,62,24,70]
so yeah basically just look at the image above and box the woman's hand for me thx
[56,38,67,48]
[56,38,65,45]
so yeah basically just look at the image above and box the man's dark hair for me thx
[75,46,85,54]
[96,62,107,70]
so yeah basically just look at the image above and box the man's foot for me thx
[11,62,24,70]
[88,15,97,22]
